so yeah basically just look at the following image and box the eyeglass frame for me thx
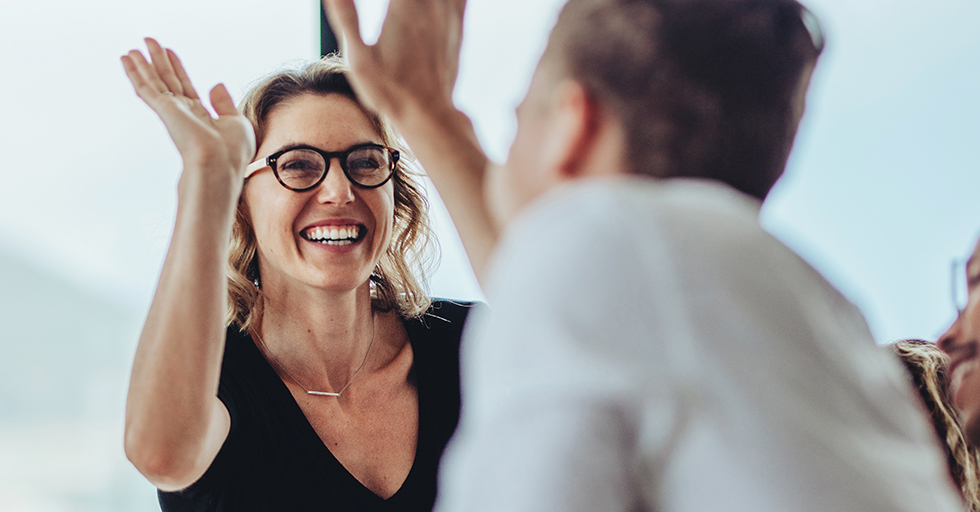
[953,259,967,317]
[244,143,400,191]
[952,258,980,318]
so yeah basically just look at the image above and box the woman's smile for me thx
[246,92,396,291]
[300,219,369,252]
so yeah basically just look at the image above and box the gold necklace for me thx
[254,312,376,397]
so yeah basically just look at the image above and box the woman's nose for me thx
[316,158,355,205]
[939,315,964,354]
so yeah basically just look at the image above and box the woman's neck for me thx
[256,278,380,393]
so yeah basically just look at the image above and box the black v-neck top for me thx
[158,300,475,512]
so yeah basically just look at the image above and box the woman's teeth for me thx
[305,225,361,245]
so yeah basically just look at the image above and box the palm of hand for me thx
[325,0,466,117]
[122,38,256,180]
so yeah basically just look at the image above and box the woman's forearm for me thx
[124,165,238,490]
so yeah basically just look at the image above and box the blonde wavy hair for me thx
[891,339,980,510]
[226,56,435,332]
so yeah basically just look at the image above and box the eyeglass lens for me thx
[953,260,969,315]
[275,147,392,189]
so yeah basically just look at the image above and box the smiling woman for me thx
[120,39,474,512]
[230,58,435,332]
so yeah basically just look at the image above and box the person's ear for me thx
[538,80,598,180]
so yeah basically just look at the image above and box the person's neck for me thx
[257,277,378,391]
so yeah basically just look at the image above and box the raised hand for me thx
[323,0,498,281]
[122,41,244,493]
[121,38,255,189]
[322,0,466,120]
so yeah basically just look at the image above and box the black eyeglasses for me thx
[954,259,970,317]
[245,143,400,191]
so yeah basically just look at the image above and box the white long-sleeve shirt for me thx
[437,177,962,512]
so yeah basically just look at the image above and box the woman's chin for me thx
[965,409,980,447]
[300,270,373,295]
[951,357,978,407]
[953,371,980,437]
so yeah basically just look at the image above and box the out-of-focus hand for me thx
[121,38,256,188]
[324,0,498,282]
[322,0,466,120]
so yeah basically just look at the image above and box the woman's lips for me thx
[302,224,363,245]
[299,217,368,248]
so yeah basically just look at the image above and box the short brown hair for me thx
[227,56,435,331]
[546,0,823,199]
[891,339,980,510]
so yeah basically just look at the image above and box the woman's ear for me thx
[538,80,599,180]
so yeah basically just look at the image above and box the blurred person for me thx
[324,0,963,510]
[942,240,980,445]
[891,339,980,510]
[121,39,473,511]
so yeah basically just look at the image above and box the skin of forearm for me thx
[391,100,498,282]
[124,165,239,486]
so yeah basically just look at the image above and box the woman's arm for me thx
[120,39,255,491]
[323,0,498,282]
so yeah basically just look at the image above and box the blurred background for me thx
[0,0,977,509]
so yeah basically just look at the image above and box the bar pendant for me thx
[307,390,341,397]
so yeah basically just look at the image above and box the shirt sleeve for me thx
[158,337,246,508]
[436,187,680,512]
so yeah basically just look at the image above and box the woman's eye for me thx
[282,160,316,170]
[280,159,321,174]
[348,157,382,171]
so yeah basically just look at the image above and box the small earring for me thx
[253,278,261,289]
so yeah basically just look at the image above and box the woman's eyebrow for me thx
[272,141,383,154]
[273,142,317,153]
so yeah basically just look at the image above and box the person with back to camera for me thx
[891,339,980,510]
[120,38,473,511]
[322,0,964,510]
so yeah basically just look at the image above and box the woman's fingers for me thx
[122,50,172,105]
[145,38,184,96]
[121,54,147,92]
[210,84,257,170]
[121,54,161,107]
[122,42,214,120]
[209,84,238,117]
[166,48,213,119]
[167,48,200,101]
[121,39,254,174]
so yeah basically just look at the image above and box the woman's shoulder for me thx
[424,298,481,324]
[404,300,480,443]
[404,299,481,344]
[401,299,481,367]
[220,326,264,373]
[212,326,281,414]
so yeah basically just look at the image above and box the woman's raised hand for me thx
[122,42,244,492]
[122,38,256,188]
